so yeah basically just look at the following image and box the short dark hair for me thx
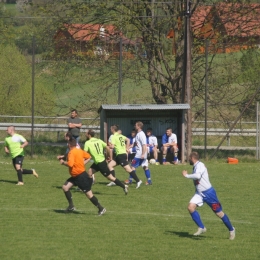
[166,127,172,131]
[146,127,152,132]
[65,132,73,140]
[87,129,95,137]
[71,109,78,114]
[68,139,77,147]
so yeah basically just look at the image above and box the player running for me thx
[84,129,128,195]
[59,139,106,215]
[182,151,235,240]
[125,121,152,186]
[107,125,142,188]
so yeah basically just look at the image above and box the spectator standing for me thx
[4,126,38,185]
[67,109,82,145]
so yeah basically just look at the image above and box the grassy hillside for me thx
[36,60,154,116]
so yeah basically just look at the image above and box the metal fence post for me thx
[256,102,259,159]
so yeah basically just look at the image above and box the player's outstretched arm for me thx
[4,146,9,154]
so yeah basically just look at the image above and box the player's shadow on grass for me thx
[52,209,96,216]
[52,209,85,214]
[95,181,110,185]
[53,185,63,190]
[52,186,83,192]
[52,186,109,195]
[0,179,18,184]
[52,185,103,194]
[165,230,207,240]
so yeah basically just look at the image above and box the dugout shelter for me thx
[98,104,190,163]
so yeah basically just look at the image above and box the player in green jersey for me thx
[84,129,128,195]
[4,126,38,185]
[107,125,142,188]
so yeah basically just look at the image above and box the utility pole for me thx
[31,36,35,158]
[204,39,209,159]
[118,37,122,104]
[182,0,192,159]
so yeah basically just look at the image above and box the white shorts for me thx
[189,193,204,207]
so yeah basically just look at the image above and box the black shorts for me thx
[67,171,92,193]
[90,160,110,177]
[115,154,129,167]
[12,155,24,168]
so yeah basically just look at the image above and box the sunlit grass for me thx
[0,157,259,259]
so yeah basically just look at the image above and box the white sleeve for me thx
[185,172,201,180]
[185,163,204,180]
[18,135,27,143]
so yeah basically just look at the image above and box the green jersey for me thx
[111,132,127,156]
[84,137,107,164]
[4,134,26,159]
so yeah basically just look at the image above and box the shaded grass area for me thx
[0,158,259,259]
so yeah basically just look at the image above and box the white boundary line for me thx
[0,207,252,225]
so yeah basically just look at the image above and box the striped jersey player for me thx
[182,151,235,240]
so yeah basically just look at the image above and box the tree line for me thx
[1,0,260,126]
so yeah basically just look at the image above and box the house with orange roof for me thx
[54,24,136,58]
[167,3,260,54]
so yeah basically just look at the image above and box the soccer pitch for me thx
[0,158,259,259]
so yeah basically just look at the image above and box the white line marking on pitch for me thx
[0,207,252,225]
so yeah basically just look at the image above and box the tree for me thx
[27,0,195,105]
[26,1,260,158]
[0,44,55,117]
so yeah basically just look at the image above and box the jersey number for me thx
[94,143,102,154]
[119,137,125,147]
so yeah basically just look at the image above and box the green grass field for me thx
[0,157,259,259]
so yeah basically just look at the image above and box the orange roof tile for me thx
[63,24,118,41]
[215,3,260,37]
[191,5,212,33]
[168,3,260,39]
[167,6,213,39]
